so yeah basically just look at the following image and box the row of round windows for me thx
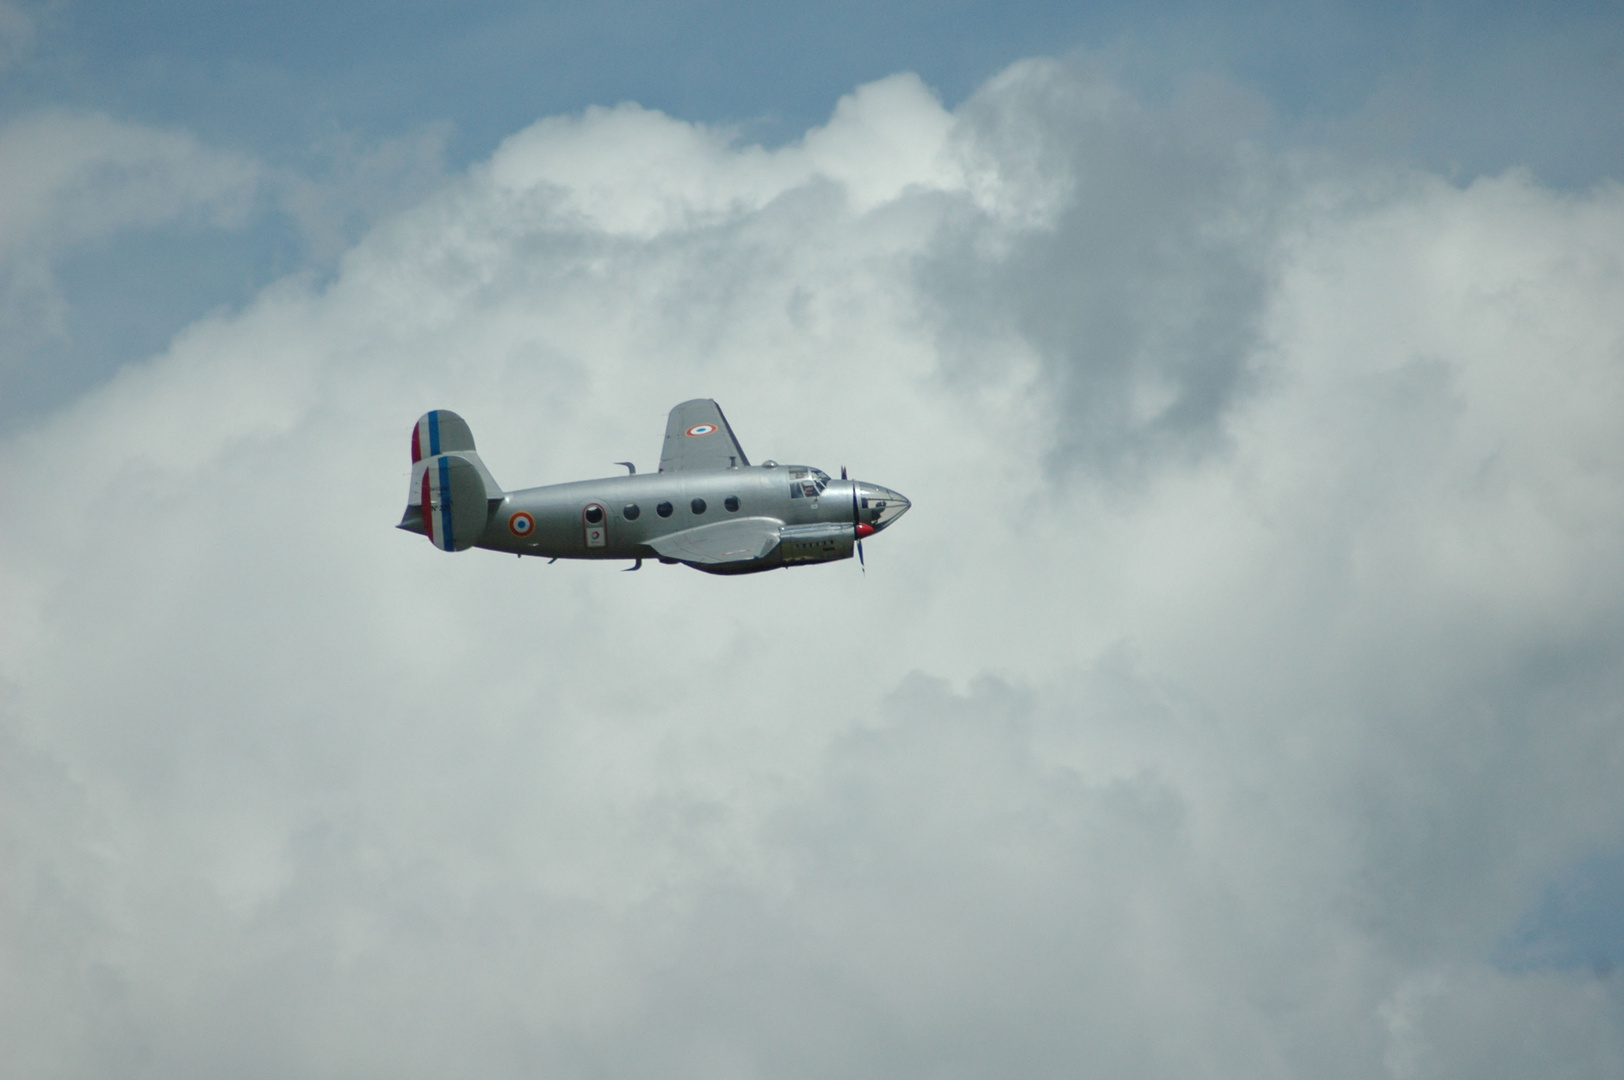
[585,495,742,524]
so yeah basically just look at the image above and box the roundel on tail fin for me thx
[420,453,489,552]
[411,410,477,463]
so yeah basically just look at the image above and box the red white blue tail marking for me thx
[420,455,458,551]
[412,410,442,463]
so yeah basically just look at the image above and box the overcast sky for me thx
[3,3,1624,1078]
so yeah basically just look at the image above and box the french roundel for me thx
[508,511,535,536]
[685,423,717,437]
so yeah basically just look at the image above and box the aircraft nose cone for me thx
[855,483,910,532]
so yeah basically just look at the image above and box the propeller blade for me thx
[847,465,864,572]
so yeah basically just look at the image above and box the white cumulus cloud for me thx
[3,59,1623,1079]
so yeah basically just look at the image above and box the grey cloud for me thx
[922,60,1277,480]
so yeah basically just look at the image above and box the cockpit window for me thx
[788,467,830,498]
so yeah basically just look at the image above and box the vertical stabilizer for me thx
[412,410,475,462]
[418,453,488,551]
[399,410,502,549]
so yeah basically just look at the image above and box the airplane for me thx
[397,399,910,574]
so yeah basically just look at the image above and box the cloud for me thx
[0,111,264,256]
[3,61,1624,1078]
[275,124,453,268]
[477,72,961,239]
[923,59,1279,477]
[0,112,264,414]
[0,111,455,428]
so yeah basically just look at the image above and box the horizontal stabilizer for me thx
[419,453,489,552]
[647,516,782,564]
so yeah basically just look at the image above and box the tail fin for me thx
[411,409,475,463]
[399,409,504,551]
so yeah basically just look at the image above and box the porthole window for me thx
[691,498,707,514]
[724,496,740,512]
[584,505,604,524]
[657,501,673,518]
[624,503,641,521]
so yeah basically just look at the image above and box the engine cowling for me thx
[777,522,855,564]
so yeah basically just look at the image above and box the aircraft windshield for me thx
[788,467,831,498]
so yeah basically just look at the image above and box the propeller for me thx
[844,465,865,573]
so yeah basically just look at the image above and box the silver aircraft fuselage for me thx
[477,466,907,573]
[398,400,910,574]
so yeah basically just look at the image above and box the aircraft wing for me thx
[647,516,781,564]
[658,399,750,472]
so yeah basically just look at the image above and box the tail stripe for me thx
[436,455,454,551]
[421,469,434,541]
[412,411,444,462]
[410,409,476,465]
[405,412,490,553]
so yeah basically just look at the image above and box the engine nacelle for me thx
[777,522,855,564]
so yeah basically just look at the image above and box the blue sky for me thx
[4,4,1624,1077]
[14,1,1621,177]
